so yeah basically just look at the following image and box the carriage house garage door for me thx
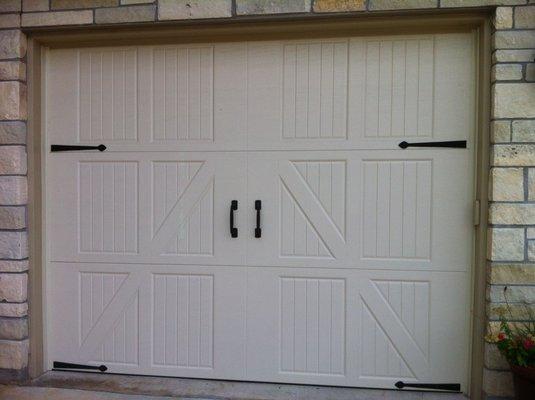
[44,31,476,391]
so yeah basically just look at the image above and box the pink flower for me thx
[522,338,534,350]
[498,332,507,341]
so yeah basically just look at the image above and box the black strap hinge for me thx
[53,361,107,372]
[399,140,466,149]
[395,381,460,392]
[51,144,106,152]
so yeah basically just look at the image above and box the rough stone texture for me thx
[493,49,535,63]
[0,122,25,145]
[493,7,513,29]
[0,318,28,341]
[0,177,27,206]
[22,0,49,12]
[0,232,28,259]
[487,228,525,261]
[0,274,28,303]
[0,207,26,230]
[313,0,365,12]
[493,144,535,166]
[0,0,21,13]
[95,5,156,23]
[527,64,535,82]
[0,30,26,62]
[529,168,535,201]
[490,120,511,143]
[484,342,509,370]
[490,264,535,284]
[21,10,94,27]
[0,61,25,81]
[51,0,119,9]
[0,303,28,318]
[490,203,535,225]
[443,0,525,6]
[490,284,535,303]
[493,84,535,119]
[368,0,437,10]
[482,369,514,398]
[122,0,154,4]
[0,147,27,175]
[494,30,535,50]
[489,303,535,320]
[515,5,535,29]
[158,0,231,20]
[236,0,311,15]
[489,168,523,201]
[0,14,20,29]
[528,240,535,261]
[0,340,29,370]
[491,64,522,81]
[0,82,26,121]
[0,260,28,273]
[512,120,535,142]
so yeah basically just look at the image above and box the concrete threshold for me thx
[29,371,469,400]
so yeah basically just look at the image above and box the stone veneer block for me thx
[0,232,28,260]
[493,49,535,63]
[0,14,21,29]
[489,168,524,201]
[51,0,119,9]
[442,0,525,6]
[158,0,232,20]
[368,0,437,10]
[493,84,535,118]
[0,147,27,175]
[528,240,535,261]
[95,5,156,23]
[490,203,535,225]
[491,64,522,81]
[0,340,29,370]
[489,303,535,321]
[494,31,535,49]
[515,6,535,29]
[0,274,28,303]
[236,0,311,15]
[313,0,366,12]
[482,369,514,398]
[0,122,26,145]
[490,284,535,303]
[0,207,26,230]
[0,177,27,206]
[493,144,535,166]
[490,264,535,284]
[528,169,535,201]
[0,260,29,273]
[527,64,535,82]
[0,61,25,81]
[121,0,154,4]
[0,303,28,318]
[493,7,513,29]
[0,30,27,60]
[0,0,21,13]
[0,82,27,121]
[491,120,511,143]
[512,120,535,142]
[487,228,525,261]
[22,0,50,12]
[21,10,94,27]
[0,318,28,340]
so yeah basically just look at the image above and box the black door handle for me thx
[398,140,466,149]
[230,200,238,238]
[51,144,106,152]
[255,200,261,238]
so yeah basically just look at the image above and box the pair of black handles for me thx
[230,200,261,239]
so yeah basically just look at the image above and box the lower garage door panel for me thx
[47,263,469,389]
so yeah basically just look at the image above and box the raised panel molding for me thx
[79,162,138,254]
[362,160,432,260]
[280,277,345,375]
[153,274,214,368]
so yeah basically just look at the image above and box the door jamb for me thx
[26,11,491,400]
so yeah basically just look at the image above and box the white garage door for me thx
[45,32,476,391]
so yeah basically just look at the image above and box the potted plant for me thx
[486,289,535,400]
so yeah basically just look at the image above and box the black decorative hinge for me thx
[398,140,466,149]
[51,144,106,152]
[53,361,107,372]
[395,381,460,392]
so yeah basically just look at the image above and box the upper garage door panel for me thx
[46,32,475,152]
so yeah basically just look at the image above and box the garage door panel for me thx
[48,153,246,265]
[47,263,247,379]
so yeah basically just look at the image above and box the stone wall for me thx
[0,0,534,398]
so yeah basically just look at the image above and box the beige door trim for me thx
[26,11,491,400]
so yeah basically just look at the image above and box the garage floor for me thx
[13,371,468,400]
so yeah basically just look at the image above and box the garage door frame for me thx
[24,10,492,399]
